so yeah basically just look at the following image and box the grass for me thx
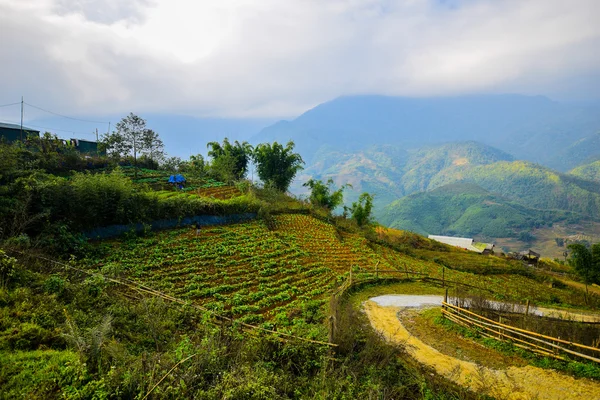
[431,309,600,380]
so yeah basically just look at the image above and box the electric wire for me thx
[24,101,110,124]
[0,102,21,108]
[0,119,97,137]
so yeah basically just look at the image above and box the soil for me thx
[364,300,600,400]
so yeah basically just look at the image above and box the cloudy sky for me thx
[1,0,599,120]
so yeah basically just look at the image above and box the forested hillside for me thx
[570,160,600,182]
[292,141,512,213]
[380,182,576,238]
[437,161,600,218]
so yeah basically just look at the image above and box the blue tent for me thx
[168,174,186,183]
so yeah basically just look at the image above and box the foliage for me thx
[350,192,374,227]
[567,243,600,285]
[0,245,471,399]
[303,178,349,211]
[253,141,304,192]
[0,249,17,288]
[569,160,600,182]
[101,113,165,170]
[207,138,253,183]
[381,182,574,238]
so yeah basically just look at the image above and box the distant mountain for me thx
[290,144,409,210]
[290,141,514,215]
[569,160,600,182]
[398,141,513,194]
[548,132,600,171]
[380,182,576,238]
[251,94,600,170]
[436,161,600,218]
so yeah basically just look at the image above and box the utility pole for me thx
[20,96,24,141]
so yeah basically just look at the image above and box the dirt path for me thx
[364,300,600,400]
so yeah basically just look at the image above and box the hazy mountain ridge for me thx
[252,94,600,170]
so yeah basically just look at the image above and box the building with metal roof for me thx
[428,235,494,254]
[0,122,40,143]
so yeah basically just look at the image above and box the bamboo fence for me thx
[441,300,600,364]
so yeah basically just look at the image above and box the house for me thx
[428,235,495,254]
[0,122,40,143]
[519,249,541,265]
[70,138,103,155]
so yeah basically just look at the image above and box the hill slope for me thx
[291,141,513,213]
[439,161,600,218]
[569,159,600,182]
[380,182,575,238]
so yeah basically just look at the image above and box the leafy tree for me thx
[207,138,253,182]
[567,243,600,286]
[160,156,185,173]
[183,154,206,177]
[253,141,304,192]
[350,192,374,227]
[303,178,350,210]
[141,129,165,163]
[101,113,163,176]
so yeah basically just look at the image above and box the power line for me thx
[24,101,110,124]
[0,119,96,137]
[0,102,20,108]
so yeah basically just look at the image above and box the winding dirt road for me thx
[364,298,600,400]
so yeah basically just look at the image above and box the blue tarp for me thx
[168,174,186,183]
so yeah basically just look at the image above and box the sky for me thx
[1,0,599,122]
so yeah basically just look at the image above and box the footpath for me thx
[364,299,600,400]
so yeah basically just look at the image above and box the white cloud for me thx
[0,0,598,118]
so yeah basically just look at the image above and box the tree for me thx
[185,154,206,177]
[253,141,304,192]
[568,243,600,286]
[101,113,162,177]
[141,129,165,163]
[207,138,253,182]
[303,178,350,210]
[350,192,374,227]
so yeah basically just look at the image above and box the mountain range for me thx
[250,94,600,253]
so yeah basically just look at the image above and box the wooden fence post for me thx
[442,265,445,287]
[376,263,379,279]
[525,299,530,316]
[444,288,448,304]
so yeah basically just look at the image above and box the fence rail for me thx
[442,300,600,364]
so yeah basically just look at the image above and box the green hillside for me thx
[291,144,408,210]
[380,182,574,238]
[569,160,600,182]
[399,141,513,194]
[440,161,600,218]
[292,141,512,214]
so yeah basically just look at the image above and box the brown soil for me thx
[400,308,528,370]
[364,300,600,400]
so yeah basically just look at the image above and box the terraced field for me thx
[92,215,383,327]
[196,185,242,199]
[90,216,591,330]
